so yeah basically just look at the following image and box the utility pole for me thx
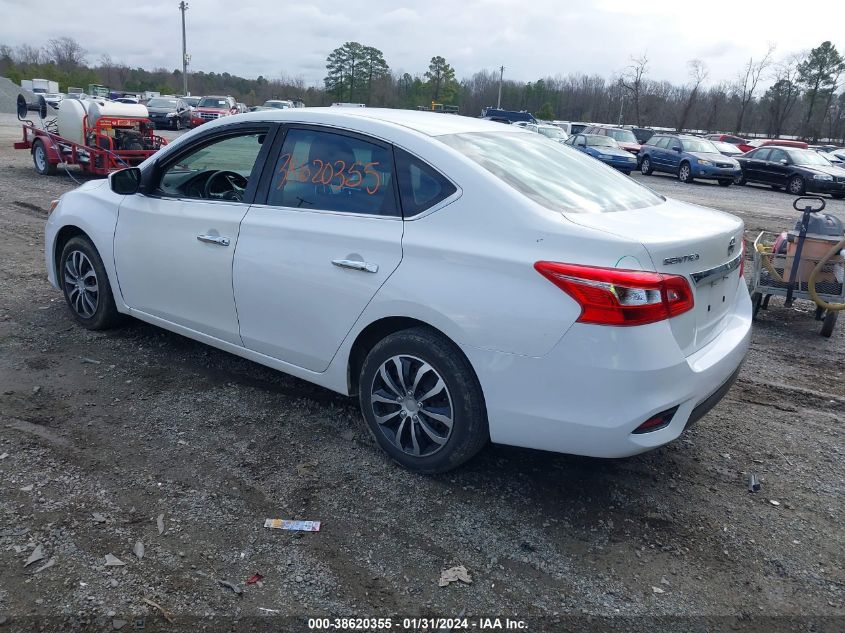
[179,1,189,95]
[496,66,504,109]
[617,79,624,126]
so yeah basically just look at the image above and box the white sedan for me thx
[45,108,751,473]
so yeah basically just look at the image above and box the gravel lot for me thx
[0,113,843,632]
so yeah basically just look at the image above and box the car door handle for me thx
[196,234,230,246]
[332,259,378,273]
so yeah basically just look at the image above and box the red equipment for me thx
[14,98,167,177]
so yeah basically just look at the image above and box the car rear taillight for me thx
[534,261,694,326]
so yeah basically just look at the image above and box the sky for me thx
[2,0,845,88]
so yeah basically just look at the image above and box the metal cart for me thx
[749,197,845,337]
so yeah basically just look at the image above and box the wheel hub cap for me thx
[370,355,454,457]
[63,250,99,319]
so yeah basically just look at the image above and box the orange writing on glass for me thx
[275,152,382,195]
[363,162,381,195]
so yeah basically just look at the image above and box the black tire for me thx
[751,292,764,319]
[821,310,838,338]
[59,236,121,330]
[359,327,488,474]
[622,170,632,176]
[734,174,746,186]
[640,156,653,175]
[718,179,732,187]
[32,140,57,175]
[679,161,693,183]
[788,175,805,196]
[175,117,183,130]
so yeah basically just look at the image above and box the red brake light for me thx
[534,261,694,326]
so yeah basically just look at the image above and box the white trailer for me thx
[21,79,59,94]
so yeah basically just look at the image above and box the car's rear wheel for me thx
[640,156,653,175]
[359,327,488,474]
[32,140,57,175]
[821,310,838,338]
[734,174,746,185]
[718,179,732,187]
[788,175,805,195]
[679,162,693,183]
[59,236,121,330]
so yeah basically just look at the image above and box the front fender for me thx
[45,181,127,311]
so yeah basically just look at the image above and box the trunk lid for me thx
[564,198,744,356]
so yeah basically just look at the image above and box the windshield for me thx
[265,101,291,109]
[183,97,199,105]
[586,136,618,147]
[538,126,567,140]
[147,99,177,108]
[681,138,720,153]
[788,150,832,166]
[199,97,229,108]
[713,141,739,152]
[606,128,637,143]
[439,132,663,214]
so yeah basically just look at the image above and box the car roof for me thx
[220,107,508,137]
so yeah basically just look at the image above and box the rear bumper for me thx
[463,280,752,458]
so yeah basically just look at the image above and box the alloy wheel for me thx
[369,355,454,457]
[641,158,650,174]
[680,164,690,182]
[789,176,804,195]
[63,250,99,318]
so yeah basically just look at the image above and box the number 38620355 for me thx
[276,154,381,194]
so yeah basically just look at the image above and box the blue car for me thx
[564,133,638,174]
[638,134,741,186]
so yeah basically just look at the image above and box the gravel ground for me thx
[0,113,843,633]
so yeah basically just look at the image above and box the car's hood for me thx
[796,163,845,176]
[688,151,736,163]
[592,147,635,158]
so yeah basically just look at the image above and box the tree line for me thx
[2,37,845,142]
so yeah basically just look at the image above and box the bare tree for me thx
[620,52,648,126]
[45,37,86,71]
[15,43,44,65]
[676,59,708,132]
[764,53,802,137]
[733,43,775,133]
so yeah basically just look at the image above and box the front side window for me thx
[752,148,771,161]
[156,131,267,201]
[267,128,397,216]
[395,148,457,216]
[439,131,663,214]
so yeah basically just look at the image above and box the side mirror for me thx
[672,145,682,152]
[110,167,141,195]
[779,158,788,165]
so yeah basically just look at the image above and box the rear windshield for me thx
[439,132,662,214]
[606,128,637,143]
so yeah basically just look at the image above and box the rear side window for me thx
[395,148,456,216]
[267,128,398,216]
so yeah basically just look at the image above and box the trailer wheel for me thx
[32,140,57,176]
[820,310,838,338]
[751,292,763,319]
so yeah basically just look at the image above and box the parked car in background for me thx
[190,95,238,127]
[704,134,753,153]
[711,140,745,158]
[182,96,201,110]
[581,125,641,155]
[45,108,750,473]
[237,102,249,114]
[522,123,569,142]
[564,133,638,174]
[145,97,191,130]
[258,99,295,110]
[42,93,63,109]
[639,134,741,186]
[736,146,845,197]
[746,138,808,150]
[625,126,655,145]
[113,97,140,105]
[811,147,844,165]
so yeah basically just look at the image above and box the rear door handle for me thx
[197,234,230,246]
[332,259,378,273]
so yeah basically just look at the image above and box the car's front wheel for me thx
[640,156,653,175]
[788,175,805,195]
[59,236,121,330]
[359,327,488,474]
[678,162,693,183]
